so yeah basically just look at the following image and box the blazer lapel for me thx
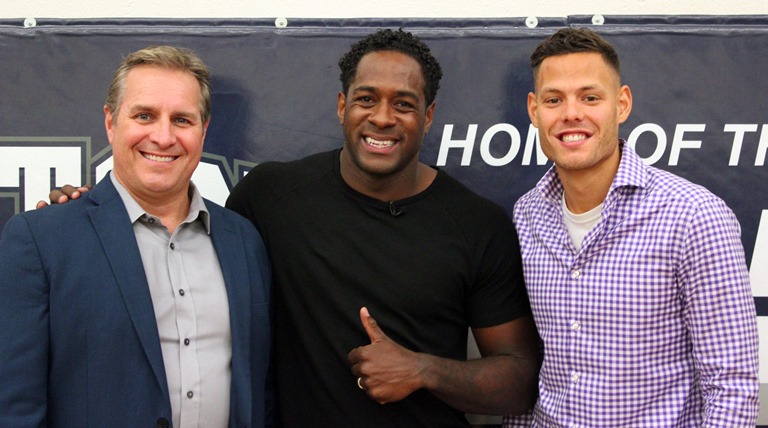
[86,179,170,401]
[206,202,253,426]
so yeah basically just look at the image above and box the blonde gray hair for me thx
[104,45,211,124]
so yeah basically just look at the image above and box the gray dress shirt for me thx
[112,172,231,428]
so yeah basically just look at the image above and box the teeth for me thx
[143,153,176,162]
[562,133,587,143]
[365,137,395,148]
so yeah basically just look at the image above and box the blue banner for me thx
[0,16,766,425]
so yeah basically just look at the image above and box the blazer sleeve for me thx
[0,214,50,427]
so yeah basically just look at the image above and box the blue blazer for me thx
[0,178,273,428]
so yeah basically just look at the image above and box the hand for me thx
[347,307,427,404]
[35,184,92,209]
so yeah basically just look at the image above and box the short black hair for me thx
[531,27,621,81]
[338,28,443,105]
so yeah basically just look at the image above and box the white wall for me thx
[1,0,766,19]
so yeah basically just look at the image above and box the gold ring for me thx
[357,377,366,390]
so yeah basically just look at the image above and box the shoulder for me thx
[207,200,270,272]
[0,194,102,267]
[207,200,261,236]
[434,171,510,216]
[646,166,724,209]
[514,186,542,208]
[227,150,336,209]
[5,191,96,236]
[429,170,515,233]
[240,150,334,188]
[0,212,33,244]
[625,166,742,245]
[512,185,546,219]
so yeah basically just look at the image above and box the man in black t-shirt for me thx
[227,29,539,427]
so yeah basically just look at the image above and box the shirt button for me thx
[178,289,185,296]
[571,321,581,331]
[184,338,190,346]
[571,372,580,383]
[571,270,581,279]
[187,391,194,399]
[170,243,175,250]
[147,218,156,224]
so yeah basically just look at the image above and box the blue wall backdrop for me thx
[0,16,766,425]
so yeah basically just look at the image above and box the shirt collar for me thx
[536,140,647,204]
[109,171,211,234]
[609,140,647,192]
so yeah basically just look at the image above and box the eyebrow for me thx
[352,85,421,101]
[539,84,605,94]
[126,104,199,119]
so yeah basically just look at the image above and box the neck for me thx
[558,150,620,214]
[127,187,191,234]
[339,150,436,202]
[561,178,609,214]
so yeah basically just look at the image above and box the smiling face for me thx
[105,65,208,206]
[337,50,435,184]
[528,52,632,182]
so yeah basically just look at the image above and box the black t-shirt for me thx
[227,149,528,427]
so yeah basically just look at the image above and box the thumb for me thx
[360,307,387,343]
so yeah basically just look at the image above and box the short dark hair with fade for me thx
[530,27,621,82]
[338,28,443,106]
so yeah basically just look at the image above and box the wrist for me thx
[414,352,441,391]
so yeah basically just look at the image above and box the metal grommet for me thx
[525,16,538,29]
[275,17,288,28]
[24,17,37,28]
[592,15,605,25]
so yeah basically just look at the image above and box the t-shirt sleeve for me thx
[466,205,530,328]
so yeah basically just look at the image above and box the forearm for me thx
[350,310,540,414]
[695,305,760,425]
[419,351,538,415]
[686,199,760,425]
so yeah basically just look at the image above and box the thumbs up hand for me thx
[360,306,387,343]
[347,307,427,404]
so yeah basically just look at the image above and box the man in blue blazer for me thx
[0,46,272,428]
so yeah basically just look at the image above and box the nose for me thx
[149,120,176,147]
[368,102,396,128]
[562,99,584,122]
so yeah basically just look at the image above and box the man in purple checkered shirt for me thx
[503,28,760,427]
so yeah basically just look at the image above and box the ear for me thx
[337,91,346,125]
[201,118,210,145]
[527,92,539,127]
[104,105,115,145]
[423,101,436,134]
[617,85,633,124]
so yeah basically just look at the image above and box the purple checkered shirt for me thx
[504,142,759,427]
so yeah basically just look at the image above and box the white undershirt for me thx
[561,192,603,252]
